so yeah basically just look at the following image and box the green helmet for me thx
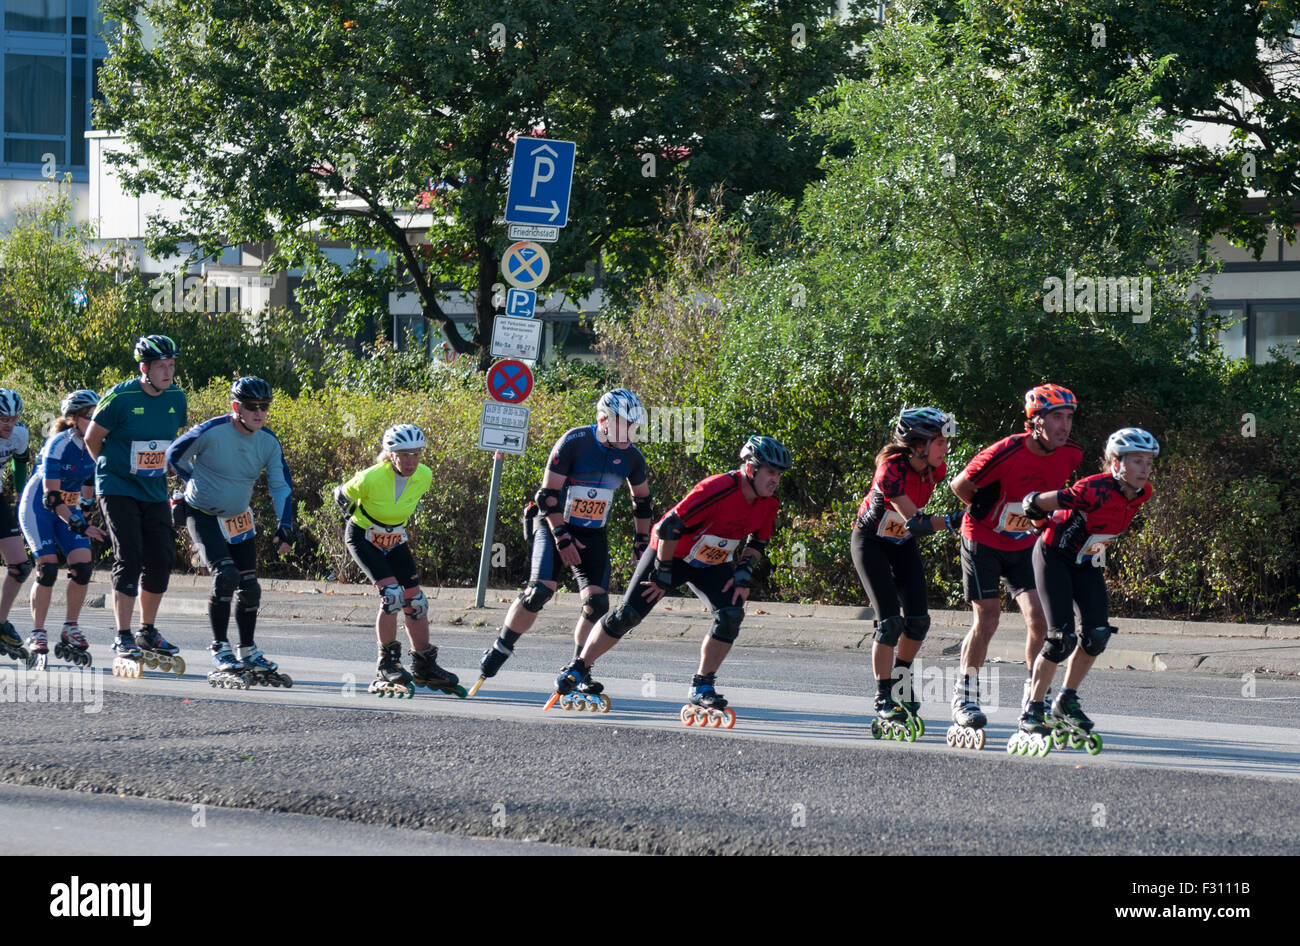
[739,435,792,472]
[134,334,180,363]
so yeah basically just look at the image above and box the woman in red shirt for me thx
[850,408,963,741]
[1013,428,1159,755]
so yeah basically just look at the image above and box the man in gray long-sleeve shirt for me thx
[166,377,296,685]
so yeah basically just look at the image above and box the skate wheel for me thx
[944,728,956,747]
[960,729,972,749]
[871,720,882,740]
[573,698,586,711]
[974,729,986,751]
[142,654,157,669]
[914,716,925,738]
[1005,737,1017,755]
[597,694,611,713]
[1085,733,1102,755]
[708,709,723,729]
[1052,728,1067,749]
[902,721,917,743]
[680,705,695,727]
[1068,732,1084,750]
[720,708,735,729]
[172,656,186,674]
[450,685,467,699]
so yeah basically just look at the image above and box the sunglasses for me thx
[239,401,272,412]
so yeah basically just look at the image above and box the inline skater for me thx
[850,408,962,742]
[84,335,188,673]
[551,435,788,725]
[17,391,105,668]
[474,388,651,694]
[332,424,462,697]
[1010,428,1158,755]
[947,384,1083,741]
[0,388,33,663]
[167,378,295,687]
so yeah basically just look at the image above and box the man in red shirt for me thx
[552,435,789,719]
[947,385,1083,735]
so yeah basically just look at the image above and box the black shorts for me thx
[1032,541,1109,633]
[99,493,176,595]
[614,546,737,626]
[961,537,1036,601]
[0,492,20,540]
[186,507,257,574]
[344,521,420,589]
[849,525,928,620]
[530,522,611,591]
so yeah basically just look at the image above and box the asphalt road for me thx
[1,612,1297,856]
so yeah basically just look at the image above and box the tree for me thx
[907,0,1300,255]
[96,0,876,368]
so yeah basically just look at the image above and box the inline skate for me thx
[206,640,251,690]
[134,624,186,675]
[369,641,414,698]
[1049,689,1102,755]
[411,645,465,698]
[52,623,92,668]
[1006,701,1053,756]
[238,646,294,688]
[870,694,917,742]
[0,620,28,665]
[680,672,735,729]
[111,631,144,678]
[946,672,988,750]
[545,658,610,713]
[23,629,48,671]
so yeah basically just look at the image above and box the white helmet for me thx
[382,424,427,452]
[1106,427,1160,458]
[61,390,100,416]
[596,388,645,426]
[0,389,22,417]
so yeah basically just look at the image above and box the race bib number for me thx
[219,508,256,545]
[685,533,735,568]
[130,440,170,477]
[996,501,1034,538]
[1076,533,1118,566]
[366,524,408,552]
[875,510,910,544]
[564,487,615,527]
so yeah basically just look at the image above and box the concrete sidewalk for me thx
[53,575,1300,677]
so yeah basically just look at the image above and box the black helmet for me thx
[739,435,792,472]
[895,407,955,441]
[134,334,180,363]
[231,377,273,404]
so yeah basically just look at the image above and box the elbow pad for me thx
[657,512,686,541]
[535,487,563,516]
[632,494,653,520]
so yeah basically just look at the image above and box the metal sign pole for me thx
[474,450,505,608]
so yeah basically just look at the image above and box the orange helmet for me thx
[1024,384,1077,418]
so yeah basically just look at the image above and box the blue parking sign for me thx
[506,288,537,318]
[505,138,576,228]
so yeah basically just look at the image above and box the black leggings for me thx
[849,525,927,621]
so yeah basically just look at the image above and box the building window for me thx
[1208,301,1300,364]
[1,0,107,176]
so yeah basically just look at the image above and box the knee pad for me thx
[709,605,745,644]
[1080,625,1115,657]
[1040,625,1077,664]
[872,615,906,646]
[581,592,610,623]
[379,584,405,614]
[236,573,261,612]
[35,562,59,587]
[403,589,428,621]
[6,558,32,584]
[211,560,240,603]
[602,606,642,639]
[517,580,554,614]
[66,562,93,586]
[903,614,931,642]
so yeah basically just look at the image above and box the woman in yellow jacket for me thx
[332,425,464,697]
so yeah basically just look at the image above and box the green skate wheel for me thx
[1085,733,1102,755]
[1037,738,1051,757]
[871,720,882,740]
[1051,728,1067,749]
[903,720,917,743]
[914,716,925,738]
[1005,738,1018,755]
[1068,732,1084,750]
[451,685,467,699]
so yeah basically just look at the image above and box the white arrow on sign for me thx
[511,200,561,221]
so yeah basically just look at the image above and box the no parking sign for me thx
[486,359,534,403]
